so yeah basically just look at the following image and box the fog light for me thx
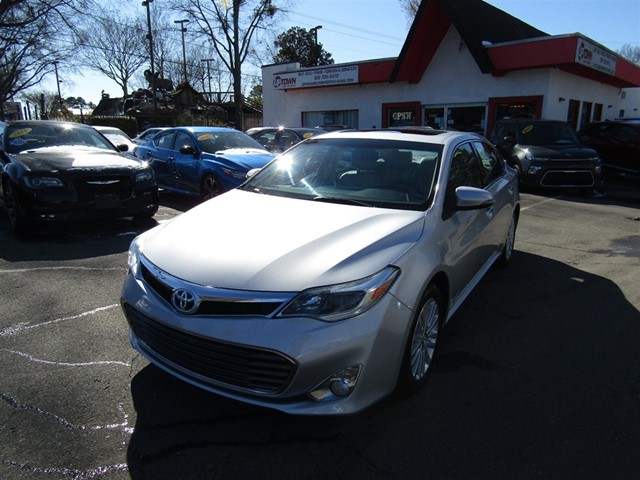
[308,365,361,402]
[528,166,542,175]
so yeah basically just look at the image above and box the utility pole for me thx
[142,0,157,114]
[175,19,190,84]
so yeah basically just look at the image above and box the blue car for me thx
[133,126,276,200]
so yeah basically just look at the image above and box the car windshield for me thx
[517,123,580,145]
[196,131,266,153]
[4,124,116,154]
[240,137,442,211]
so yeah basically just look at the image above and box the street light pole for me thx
[175,19,190,84]
[309,25,322,65]
[142,0,157,114]
[53,61,62,110]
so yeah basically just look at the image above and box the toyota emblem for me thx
[171,289,200,314]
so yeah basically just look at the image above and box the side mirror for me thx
[117,144,129,152]
[455,186,495,210]
[503,134,516,144]
[179,145,197,156]
[246,168,261,179]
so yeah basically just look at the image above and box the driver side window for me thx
[154,131,176,150]
[175,132,195,152]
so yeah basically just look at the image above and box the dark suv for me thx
[492,119,602,188]
[578,120,640,175]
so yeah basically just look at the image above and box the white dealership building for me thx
[261,0,640,135]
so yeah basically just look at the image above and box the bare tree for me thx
[76,8,149,97]
[0,0,84,107]
[171,0,283,129]
[618,44,640,66]
[398,0,420,20]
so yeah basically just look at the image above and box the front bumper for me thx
[120,267,413,415]
[22,187,159,223]
[522,164,602,188]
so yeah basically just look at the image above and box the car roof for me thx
[314,128,480,146]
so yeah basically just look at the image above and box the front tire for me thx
[200,174,221,201]
[3,179,32,238]
[398,284,444,394]
[496,213,517,268]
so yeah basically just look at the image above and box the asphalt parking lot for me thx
[1,174,639,480]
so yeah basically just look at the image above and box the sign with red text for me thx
[575,39,616,75]
[273,65,359,90]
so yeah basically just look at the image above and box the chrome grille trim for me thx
[138,256,295,317]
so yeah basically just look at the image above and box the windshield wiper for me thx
[313,196,373,207]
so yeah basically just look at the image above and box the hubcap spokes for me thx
[410,298,439,380]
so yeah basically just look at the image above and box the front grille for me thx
[140,262,284,316]
[123,304,296,394]
[74,175,132,200]
[541,170,594,187]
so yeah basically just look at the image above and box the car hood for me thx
[517,144,599,159]
[10,146,146,171]
[139,189,425,291]
[205,148,275,170]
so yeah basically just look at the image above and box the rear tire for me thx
[398,284,443,394]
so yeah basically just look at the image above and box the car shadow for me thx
[126,251,640,479]
[0,212,158,261]
[158,190,201,212]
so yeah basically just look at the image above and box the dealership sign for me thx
[575,39,616,75]
[273,65,359,90]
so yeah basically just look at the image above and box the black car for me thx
[246,126,327,153]
[0,120,159,236]
[578,120,640,175]
[492,119,602,189]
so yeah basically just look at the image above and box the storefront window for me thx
[424,107,445,129]
[302,110,359,129]
[423,105,486,133]
[447,106,486,134]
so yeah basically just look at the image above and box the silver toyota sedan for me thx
[120,128,520,415]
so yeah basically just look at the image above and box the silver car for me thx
[120,128,520,415]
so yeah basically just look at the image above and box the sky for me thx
[47,0,640,105]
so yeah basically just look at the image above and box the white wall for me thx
[262,25,627,129]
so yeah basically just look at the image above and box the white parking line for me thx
[0,304,119,337]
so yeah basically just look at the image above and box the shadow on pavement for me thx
[126,251,640,479]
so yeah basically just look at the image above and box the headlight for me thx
[135,170,154,183]
[278,266,400,322]
[24,176,64,188]
[524,153,550,162]
[127,235,144,276]
[221,167,248,179]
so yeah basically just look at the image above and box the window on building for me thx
[567,100,580,129]
[593,103,603,122]
[447,106,486,134]
[580,101,593,129]
[424,107,445,129]
[302,110,358,129]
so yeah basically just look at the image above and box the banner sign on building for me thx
[273,65,359,90]
[575,39,616,75]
